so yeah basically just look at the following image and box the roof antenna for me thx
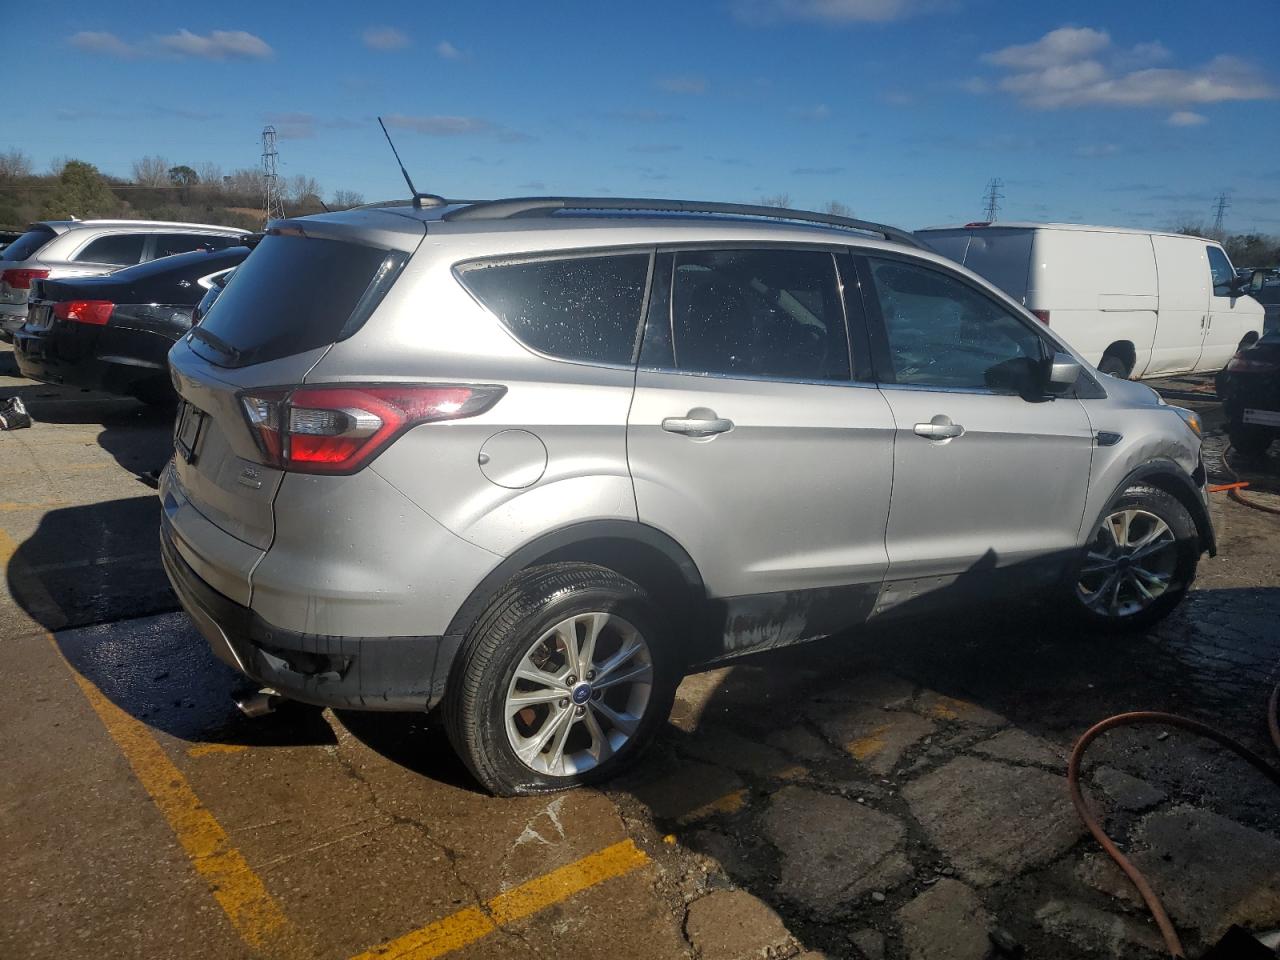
[377,116,445,209]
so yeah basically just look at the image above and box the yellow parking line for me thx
[187,743,250,758]
[45,633,307,958]
[351,838,649,960]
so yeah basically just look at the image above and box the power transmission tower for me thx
[1211,191,1230,235]
[982,178,1004,222]
[261,125,286,223]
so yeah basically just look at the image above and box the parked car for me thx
[1252,277,1280,335]
[13,246,248,404]
[1219,331,1280,457]
[916,222,1265,381]
[0,219,249,341]
[160,197,1214,796]
[0,230,23,253]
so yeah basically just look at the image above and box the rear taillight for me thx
[2,268,49,289]
[53,300,115,326]
[1031,309,1050,325]
[239,383,506,475]
[1227,350,1279,374]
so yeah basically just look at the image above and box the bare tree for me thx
[823,200,854,217]
[289,175,323,205]
[47,155,71,177]
[331,189,364,209]
[760,193,791,208]
[0,148,33,180]
[196,162,224,195]
[131,155,170,186]
[224,168,265,200]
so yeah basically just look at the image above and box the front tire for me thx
[1070,485,1198,632]
[1228,423,1274,459]
[1098,355,1129,379]
[444,563,676,796]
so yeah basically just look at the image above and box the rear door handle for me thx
[913,415,964,441]
[662,411,734,438]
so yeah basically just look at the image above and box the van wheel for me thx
[1098,355,1129,379]
[443,563,676,796]
[1070,485,1198,632]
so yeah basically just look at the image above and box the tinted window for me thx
[655,249,850,381]
[1206,246,1235,297]
[74,233,145,266]
[191,234,404,368]
[151,233,235,259]
[458,254,649,365]
[867,257,1045,390]
[2,226,57,262]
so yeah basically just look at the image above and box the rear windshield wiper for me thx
[188,325,244,364]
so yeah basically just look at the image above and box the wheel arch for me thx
[443,520,707,643]
[1112,460,1216,557]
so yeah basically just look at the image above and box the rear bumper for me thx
[13,321,172,398]
[160,515,456,711]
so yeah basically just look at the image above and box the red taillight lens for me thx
[239,384,505,475]
[2,268,50,289]
[1031,309,1050,325]
[1226,350,1279,373]
[52,300,115,325]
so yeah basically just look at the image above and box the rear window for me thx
[190,234,404,368]
[456,253,650,365]
[1,226,57,262]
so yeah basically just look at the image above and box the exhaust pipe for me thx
[235,688,282,718]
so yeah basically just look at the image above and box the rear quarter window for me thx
[456,253,651,365]
[74,233,146,266]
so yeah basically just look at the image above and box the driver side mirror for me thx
[1045,351,1081,395]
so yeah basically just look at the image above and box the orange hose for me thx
[1220,445,1280,515]
[1067,704,1280,959]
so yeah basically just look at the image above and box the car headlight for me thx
[1171,405,1202,437]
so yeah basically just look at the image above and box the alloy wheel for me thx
[1076,508,1178,618]
[504,612,653,776]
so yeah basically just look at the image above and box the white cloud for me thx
[733,0,940,23]
[1167,110,1208,126]
[1074,143,1120,158]
[656,74,708,94]
[156,29,272,60]
[791,104,832,121]
[435,40,467,60]
[69,31,138,58]
[979,27,1277,109]
[383,113,533,143]
[363,26,410,50]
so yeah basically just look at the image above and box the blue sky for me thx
[15,0,1280,232]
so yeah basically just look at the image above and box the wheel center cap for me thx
[571,682,593,705]
[1116,555,1132,571]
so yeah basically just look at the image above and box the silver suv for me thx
[1,219,249,339]
[160,197,1214,795]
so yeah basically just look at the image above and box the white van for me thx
[916,222,1265,380]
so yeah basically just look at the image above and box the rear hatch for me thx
[1,225,59,307]
[166,220,423,551]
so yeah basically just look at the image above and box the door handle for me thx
[662,410,734,438]
[913,415,964,441]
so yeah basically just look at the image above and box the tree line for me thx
[0,148,363,230]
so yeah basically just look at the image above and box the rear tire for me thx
[443,563,676,796]
[1069,485,1198,632]
[1098,355,1129,379]
[1229,423,1274,459]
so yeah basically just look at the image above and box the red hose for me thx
[1067,703,1280,958]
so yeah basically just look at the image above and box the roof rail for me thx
[443,197,924,249]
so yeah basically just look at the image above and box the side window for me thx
[73,233,145,266]
[456,253,650,365]
[151,234,232,260]
[1206,246,1234,297]
[866,256,1045,391]
[659,248,851,381]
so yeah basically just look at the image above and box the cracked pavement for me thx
[2,349,1278,959]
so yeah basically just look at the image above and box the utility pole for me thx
[261,125,286,224]
[1211,191,1230,236]
[982,178,1004,222]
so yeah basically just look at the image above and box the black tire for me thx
[1098,355,1129,379]
[1228,423,1274,459]
[443,562,677,796]
[1069,484,1199,633]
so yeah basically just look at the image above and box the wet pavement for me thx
[2,344,1278,960]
